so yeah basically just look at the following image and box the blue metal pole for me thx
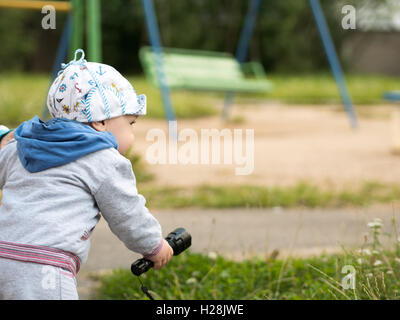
[309,0,358,129]
[42,13,72,120]
[141,0,176,124]
[222,0,263,119]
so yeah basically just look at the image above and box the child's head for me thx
[90,114,138,154]
[47,49,146,154]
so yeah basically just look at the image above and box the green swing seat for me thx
[139,46,272,94]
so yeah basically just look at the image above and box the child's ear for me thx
[89,120,106,132]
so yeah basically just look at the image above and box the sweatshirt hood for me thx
[14,116,118,173]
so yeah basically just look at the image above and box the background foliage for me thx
[0,0,357,74]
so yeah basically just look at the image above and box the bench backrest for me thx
[139,47,245,87]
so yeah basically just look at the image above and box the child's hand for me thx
[0,131,14,149]
[147,239,173,270]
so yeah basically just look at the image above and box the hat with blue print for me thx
[47,49,146,122]
[0,125,13,141]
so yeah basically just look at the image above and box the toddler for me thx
[0,49,173,300]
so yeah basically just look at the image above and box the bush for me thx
[0,0,358,74]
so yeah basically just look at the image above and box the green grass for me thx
[1,72,400,128]
[0,73,218,128]
[261,73,400,105]
[3,180,400,211]
[140,181,400,209]
[92,218,400,300]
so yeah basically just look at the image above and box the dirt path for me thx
[131,104,399,188]
[77,204,400,299]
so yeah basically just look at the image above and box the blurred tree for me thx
[0,9,38,71]
[0,0,392,74]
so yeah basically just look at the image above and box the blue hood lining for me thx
[14,116,118,173]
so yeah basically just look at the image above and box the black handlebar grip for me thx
[131,228,191,276]
[131,257,154,276]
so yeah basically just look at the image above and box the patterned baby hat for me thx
[47,49,146,122]
[0,125,12,141]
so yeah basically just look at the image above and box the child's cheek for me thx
[0,132,14,149]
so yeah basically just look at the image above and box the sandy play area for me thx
[131,103,399,189]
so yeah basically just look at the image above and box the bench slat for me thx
[139,47,272,93]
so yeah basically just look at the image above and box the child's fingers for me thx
[158,254,171,269]
[152,258,164,270]
[153,259,167,270]
[149,240,174,270]
[153,250,173,270]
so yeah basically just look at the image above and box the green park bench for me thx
[139,47,273,94]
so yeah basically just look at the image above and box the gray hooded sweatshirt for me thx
[0,117,162,267]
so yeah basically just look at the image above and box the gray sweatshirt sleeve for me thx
[93,155,163,256]
[0,149,5,189]
[0,140,14,190]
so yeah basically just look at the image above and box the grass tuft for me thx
[141,181,400,209]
